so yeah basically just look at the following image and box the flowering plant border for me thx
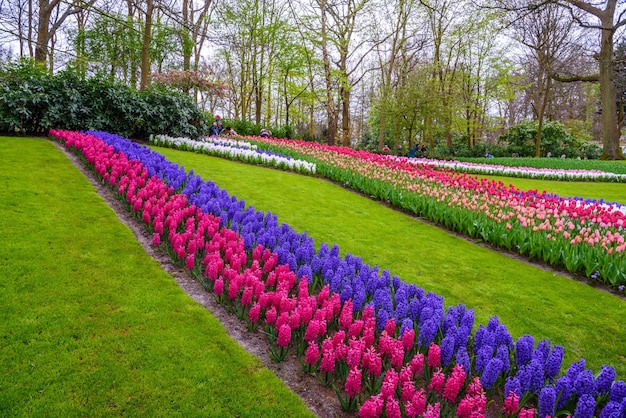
[49,130,626,417]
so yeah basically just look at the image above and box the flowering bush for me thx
[49,129,626,417]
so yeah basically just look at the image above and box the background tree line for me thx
[0,0,624,158]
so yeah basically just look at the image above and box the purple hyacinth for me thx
[417,318,438,348]
[610,380,626,402]
[376,309,389,333]
[480,358,503,391]
[504,376,522,398]
[528,356,545,395]
[545,345,564,383]
[399,318,413,336]
[599,401,624,418]
[538,386,557,417]
[496,345,511,374]
[340,283,353,304]
[566,358,586,381]
[575,369,596,397]
[440,334,455,367]
[515,335,535,367]
[455,346,471,378]
[595,366,617,395]
[455,325,472,352]
[555,375,574,410]
[573,393,596,418]
[475,345,494,373]
[495,324,513,350]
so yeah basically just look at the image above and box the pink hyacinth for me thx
[401,329,415,351]
[265,307,277,325]
[340,300,354,330]
[503,392,519,416]
[428,369,445,393]
[518,408,536,418]
[359,395,384,418]
[401,379,416,403]
[248,302,261,323]
[277,324,291,347]
[152,232,161,246]
[349,319,364,339]
[304,319,320,342]
[381,369,399,399]
[427,343,441,368]
[320,351,335,374]
[305,341,319,366]
[384,318,396,336]
[405,389,427,417]
[214,277,224,296]
[345,367,362,397]
[424,402,440,418]
[442,364,466,403]
[409,352,425,376]
[385,398,401,418]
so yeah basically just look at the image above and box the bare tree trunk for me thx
[598,18,621,159]
[35,0,54,63]
[319,0,337,145]
[341,85,351,146]
[140,0,154,91]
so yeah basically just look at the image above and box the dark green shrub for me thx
[0,58,207,139]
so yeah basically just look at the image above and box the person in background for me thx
[260,128,272,138]
[209,121,221,136]
[209,114,224,136]
[382,144,390,153]
[223,126,237,136]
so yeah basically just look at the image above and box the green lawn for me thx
[151,145,626,380]
[0,137,314,417]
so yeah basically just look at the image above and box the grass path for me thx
[0,137,314,417]
[151,145,626,379]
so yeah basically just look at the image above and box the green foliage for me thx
[0,59,207,139]
[498,119,588,158]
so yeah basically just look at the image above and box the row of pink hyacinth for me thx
[242,136,626,287]
[49,129,543,417]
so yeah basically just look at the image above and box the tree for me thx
[508,3,574,156]
[35,0,98,69]
[490,0,626,159]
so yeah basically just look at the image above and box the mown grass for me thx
[151,145,626,380]
[0,137,314,417]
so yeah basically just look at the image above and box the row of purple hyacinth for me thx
[86,130,626,417]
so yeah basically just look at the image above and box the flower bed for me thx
[149,134,316,174]
[402,158,626,183]
[231,136,626,290]
[50,129,626,417]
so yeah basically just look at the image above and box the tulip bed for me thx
[215,136,625,291]
[49,129,625,418]
[402,159,626,182]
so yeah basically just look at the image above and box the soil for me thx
[52,139,623,418]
